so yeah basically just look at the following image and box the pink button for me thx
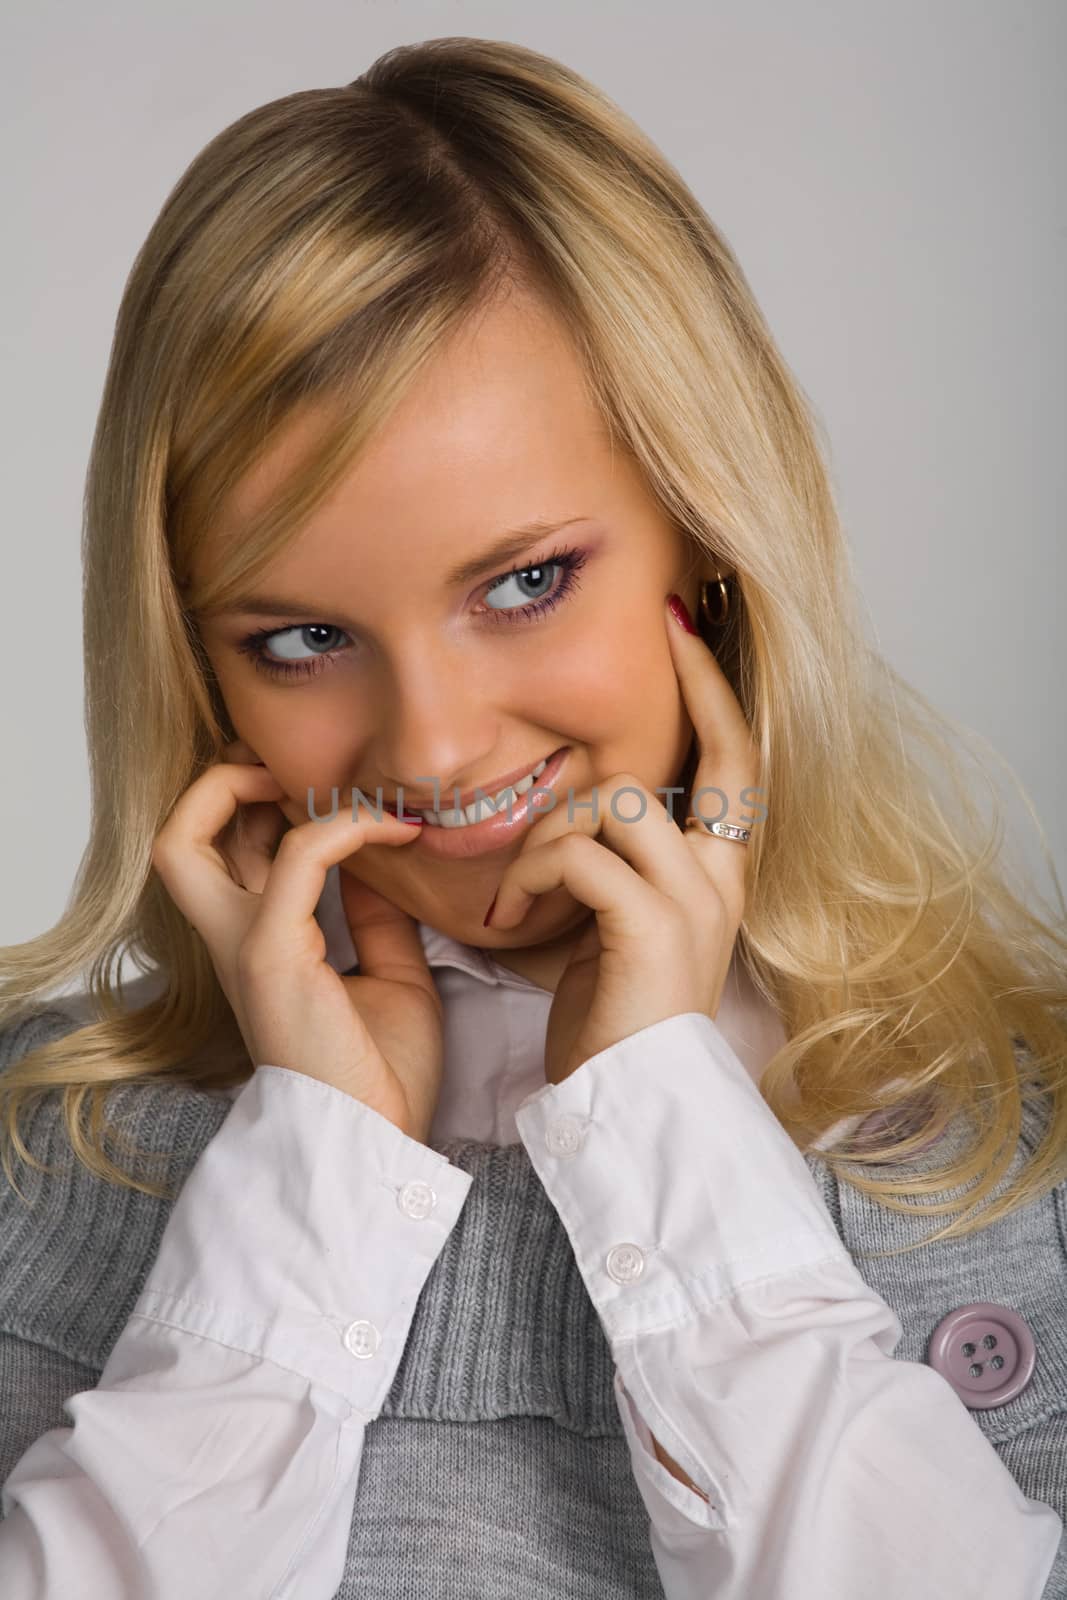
[927,1303,1037,1409]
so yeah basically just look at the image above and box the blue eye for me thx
[235,623,349,681]
[482,544,588,622]
[263,624,346,661]
[235,543,589,682]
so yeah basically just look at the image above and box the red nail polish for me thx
[667,594,698,635]
[483,891,498,927]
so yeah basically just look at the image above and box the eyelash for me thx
[235,543,589,682]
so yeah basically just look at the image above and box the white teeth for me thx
[423,756,549,829]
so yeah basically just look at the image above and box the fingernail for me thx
[667,594,698,635]
[483,891,498,927]
[399,816,425,826]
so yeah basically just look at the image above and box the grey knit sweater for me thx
[1,1005,1065,1598]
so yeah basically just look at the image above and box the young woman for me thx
[1,35,1065,1600]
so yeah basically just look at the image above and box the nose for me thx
[372,645,498,803]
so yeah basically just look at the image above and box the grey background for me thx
[2,0,1064,989]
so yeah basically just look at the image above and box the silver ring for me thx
[684,816,751,844]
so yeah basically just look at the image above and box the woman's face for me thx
[194,286,711,977]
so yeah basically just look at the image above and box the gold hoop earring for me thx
[699,569,730,628]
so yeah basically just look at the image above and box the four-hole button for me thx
[397,1178,437,1220]
[343,1319,381,1360]
[545,1115,585,1157]
[927,1303,1037,1409]
[606,1243,645,1283]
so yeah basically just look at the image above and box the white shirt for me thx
[0,867,1061,1597]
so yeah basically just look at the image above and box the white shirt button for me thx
[343,1319,381,1359]
[545,1114,585,1157]
[397,1178,437,1219]
[606,1243,645,1283]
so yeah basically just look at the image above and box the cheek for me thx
[520,627,687,776]
[223,683,363,793]
[575,628,691,776]
[528,634,632,732]
[553,626,679,734]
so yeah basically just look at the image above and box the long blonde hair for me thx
[3,36,1065,1256]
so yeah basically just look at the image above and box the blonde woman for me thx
[2,36,1066,1600]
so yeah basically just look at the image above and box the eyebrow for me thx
[200,517,591,620]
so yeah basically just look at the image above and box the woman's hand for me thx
[150,743,444,1144]
[485,596,761,1087]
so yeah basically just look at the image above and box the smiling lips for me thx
[381,751,558,823]
[390,746,572,860]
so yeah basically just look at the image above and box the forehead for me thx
[217,290,613,563]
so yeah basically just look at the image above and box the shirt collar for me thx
[415,919,551,991]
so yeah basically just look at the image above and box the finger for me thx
[664,595,759,818]
[250,808,422,952]
[664,595,761,901]
[214,743,287,891]
[152,763,286,943]
[224,800,289,894]
[497,774,700,922]
[337,868,438,1002]
[488,829,658,939]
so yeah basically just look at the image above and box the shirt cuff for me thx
[125,1065,473,1418]
[513,1010,849,1343]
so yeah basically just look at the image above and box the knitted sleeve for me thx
[0,1005,232,1499]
